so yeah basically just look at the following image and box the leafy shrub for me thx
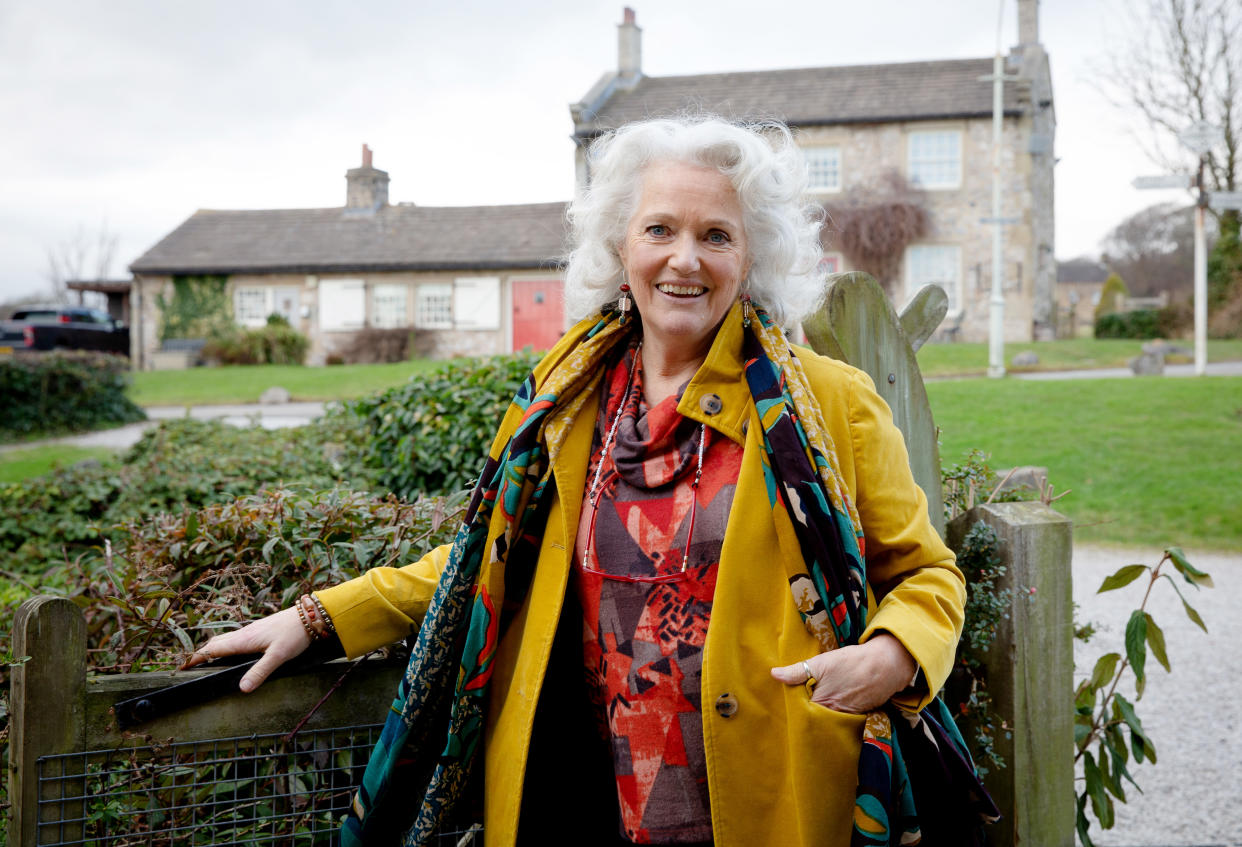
[1094,272,1129,321]
[0,485,467,829]
[349,349,543,499]
[1094,310,1161,339]
[203,323,310,365]
[1156,301,1192,337]
[0,351,144,441]
[332,327,423,364]
[0,414,375,578]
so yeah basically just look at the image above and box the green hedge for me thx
[0,414,376,578]
[0,352,144,440]
[203,322,310,365]
[1094,310,1163,339]
[349,349,543,499]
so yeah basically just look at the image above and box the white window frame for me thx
[908,130,962,190]
[318,279,367,332]
[803,145,842,193]
[371,283,409,329]
[233,287,269,327]
[414,283,453,329]
[818,253,844,275]
[905,244,963,315]
[452,276,501,331]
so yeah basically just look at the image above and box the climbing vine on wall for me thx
[822,171,929,293]
[156,274,233,341]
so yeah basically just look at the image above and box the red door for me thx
[512,279,565,352]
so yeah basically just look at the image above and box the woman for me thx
[187,116,969,847]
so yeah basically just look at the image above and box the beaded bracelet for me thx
[309,594,337,635]
[294,598,318,641]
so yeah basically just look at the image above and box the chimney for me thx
[1017,0,1039,46]
[618,7,641,80]
[345,144,389,213]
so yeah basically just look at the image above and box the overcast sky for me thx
[0,0,1200,302]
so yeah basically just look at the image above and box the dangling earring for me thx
[618,283,632,325]
[741,293,753,328]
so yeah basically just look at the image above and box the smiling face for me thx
[618,160,751,364]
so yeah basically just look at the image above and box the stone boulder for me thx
[1129,351,1165,376]
[259,386,292,405]
[1011,351,1040,367]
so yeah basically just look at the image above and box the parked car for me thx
[0,306,130,356]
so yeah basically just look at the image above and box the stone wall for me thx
[796,81,1054,343]
[131,268,552,369]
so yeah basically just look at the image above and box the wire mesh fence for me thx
[35,723,483,846]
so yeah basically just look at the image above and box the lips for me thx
[656,283,706,296]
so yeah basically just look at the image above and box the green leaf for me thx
[1076,793,1096,847]
[1089,652,1121,691]
[1143,613,1170,672]
[185,510,199,543]
[1181,598,1208,632]
[261,535,281,562]
[1083,752,1114,829]
[1097,564,1147,593]
[1167,547,1214,588]
[1115,694,1156,765]
[1124,609,1147,691]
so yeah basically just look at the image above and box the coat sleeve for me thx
[843,368,966,711]
[315,544,452,659]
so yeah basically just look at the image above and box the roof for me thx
[130,202,569,276]
[573,57,1027,136]
[67,279,132,293]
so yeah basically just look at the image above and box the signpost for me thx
[1133,122,1224,376]
[979,55,1021,378]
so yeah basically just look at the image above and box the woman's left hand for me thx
[770,633,917,714]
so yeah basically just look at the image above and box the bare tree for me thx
[44,222,119,304]
[1105,0,1239,192]
[1099,202,1207,298]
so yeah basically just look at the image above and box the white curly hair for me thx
[563,115,826,327]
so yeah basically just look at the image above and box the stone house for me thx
[570,5,1056,342]
[128,147,568,368]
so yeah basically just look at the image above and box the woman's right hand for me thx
[181,606,312,693]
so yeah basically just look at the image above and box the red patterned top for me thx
[573,345,743,844]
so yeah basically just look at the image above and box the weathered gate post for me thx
[9,595,87,847]
[948,503,1075,847]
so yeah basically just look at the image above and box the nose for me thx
[668,232,700,275]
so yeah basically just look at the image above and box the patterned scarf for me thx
[341,304,996,846]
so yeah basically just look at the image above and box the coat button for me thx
[700,393,723,415]
[714,692,738,718]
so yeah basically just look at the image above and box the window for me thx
[415,283,453,329]
[372,284,409,328]
[453,277,501,330]
[233,286,299,327]
[803,146,841,193]
[908,130,961,189]
[818,254,842,275]
[318,279,366,331]
[234,287,269,327]
[905,245,962,313]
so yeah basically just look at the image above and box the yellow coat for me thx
[318,306,965,847]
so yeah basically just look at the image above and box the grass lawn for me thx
[928,375,1242,551]
[128,360,441,406]
[917,338,1242,378]
[0,445,117,483]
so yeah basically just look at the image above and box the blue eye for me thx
[648,224,669,236]
[707,231,729,244]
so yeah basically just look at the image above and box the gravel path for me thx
[1072,544,1242,847]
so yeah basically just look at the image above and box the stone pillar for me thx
[947,502,1075,847]
[1018,0,1039,46]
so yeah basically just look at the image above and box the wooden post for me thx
[947,502,1075,847]
[804,272,948,535]
[9,595,87,847]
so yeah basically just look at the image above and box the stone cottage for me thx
[128,146,568,368]
[571,4,1056,342]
